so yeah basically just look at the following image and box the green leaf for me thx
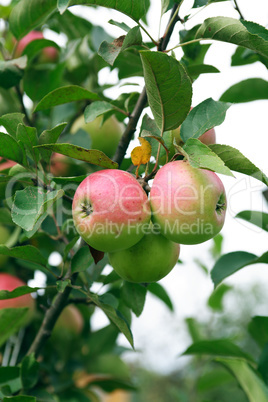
[248,316,268,349]
[185,317,203,342]
[258,344,268,386]
[236,210,268,232]
[34,85,99,112]
[196,17,268,59]
[0,245,47,268]
[0,133,23,164]
[186,63,220,80]
[140,51,192,131]
[39,123,67,163]
[207,284,232,311]
[141,130,170,159]
[211,251,268,287]
[0,208,13,225]
[9,0,149,39]
[180,98,231,142]
[183,339,255,363]
[0,367,20,385]
[98,26,142,66]
[34,143,118,169]
[122,282,146,317]
[12,187,64,232]
[210,144,268,186]
[3,397,36,402]
[0,58,26,89]
[22,39,60,62]
[91,293,134,348]
[16,124,39,162]
[20,354,39,390]
[71,246,94,273]
[220,78,268,103]
[0,286,40,300]
[147,282,174,311]
[193,0,228,7]
[0,113,25,138]
[57,0,71,14]
[0,308,29,347]
[183,139,233,176]
[84,101,114,123]
[216,357,268,402]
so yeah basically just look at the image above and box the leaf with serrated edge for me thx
[34,143,118,169]
[183,139,233,176]
[140,51,192,131]
[236,210,268,232]
[84,101,114,123]
[209,144,268,186]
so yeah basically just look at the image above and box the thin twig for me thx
[15,85,33,127]
[233,0,244,19]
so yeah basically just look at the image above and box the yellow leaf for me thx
[131,138,152,166]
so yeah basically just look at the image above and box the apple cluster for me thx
[72,161,226,283]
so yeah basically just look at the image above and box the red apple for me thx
[108,225,180,283]
[150,161,226,245]
[72,169,151,252]
[0,157,16,172]
[15,31,58,62]
[0,273,35,313]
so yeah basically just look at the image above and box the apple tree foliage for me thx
[0,0,267,400]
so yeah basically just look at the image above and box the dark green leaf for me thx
[84,101,114,123]
[147,282,174,311]
[193,0,228,7]
[16,124,39,162]
[216,357,268,402]
[211,251,268,287]
[180,98,231,142]
[196,17,268,59]
[183,339,255,363]
[0,208,13,225]
[183,139,233,176]
[12,187,64,232]
[140,51,192,131]
[0,286,40,300]
[122,282,146,317]
[220,78,268,103]
[0,58,26,89]
[236,210,268,232]
[87,325,119,357]
[210,144,268,186]
[35,143,118,169]
[0,308,29,347]
[0,245,47,268]
[0,133,23,164]
[20,354,39,390]
[71,246,94,273]
[39,123,67,163]
[185,317,203,342]
[3,397,36,402]
[34,85,99,112]
[0,367,20,385]
[248,316,268,349]
[0,113,25,138]
[258,344,268,385]
[90,377,136,392]
[208,284,232,311]
[186,63,220,80]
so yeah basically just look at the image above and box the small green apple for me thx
[150,160,226,245]
[71,115,123,158]
[108,225,180,283]
[54,304,84,335]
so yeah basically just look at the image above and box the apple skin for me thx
[72,169,151,252]
[71,115,123,158]
[0,157,16,172]
[54,305,83,335]
[15,31,58,62]
[0,273,35,314]
[150,161,226,245]
[173,126,216,146]
[108,226,180,283]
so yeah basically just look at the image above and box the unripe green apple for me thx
[108,225,180,283]
[71,115,123,158]
[15,30,58,62]
[54,304,84,335]
[72,169,151,252]
[150,161,226,245]
[0,225,10,266]
[0,273,35,315]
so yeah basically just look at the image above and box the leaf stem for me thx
[165,38,205,53]
[138,22,158,46]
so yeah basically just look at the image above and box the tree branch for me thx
[113,5,181,167]
[233,0,244,20]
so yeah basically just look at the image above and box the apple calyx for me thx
[81,202,93,217]
[216,193,226,214]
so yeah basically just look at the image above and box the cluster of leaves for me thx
[0,0,267,400]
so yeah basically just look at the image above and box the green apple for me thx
[150,160,226,245]
[108,225,180,283]
[72,169,151,252]
[71,115,124,158]
[54,304,84,335]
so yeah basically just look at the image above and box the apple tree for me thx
[0,0,267,400]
